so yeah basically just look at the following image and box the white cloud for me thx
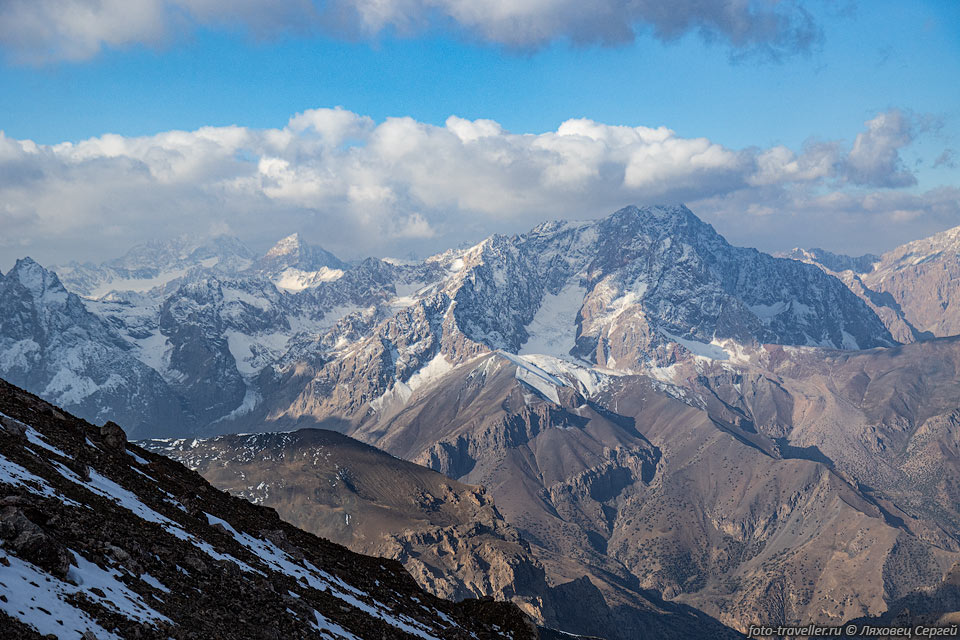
[0,107,954,269]
[0,0,823,64]
[0,0,171,64]
[843,109,916,187]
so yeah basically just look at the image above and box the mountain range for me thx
[0,205,897,439]
[5,203,960,637]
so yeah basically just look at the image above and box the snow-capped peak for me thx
[264,232,304,258]
[9,258,69,304]
[257,233,345,273]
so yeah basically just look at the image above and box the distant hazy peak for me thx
[264,232,304,257]
[258,232,345,271]
[779,247,880,274]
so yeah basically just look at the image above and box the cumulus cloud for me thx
[0,0,823,64]
[0,106,953,268]
[843,109,917,187]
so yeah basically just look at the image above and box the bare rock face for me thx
[786,223,960,342]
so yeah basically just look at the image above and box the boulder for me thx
[100,421,127,450]
[0,506,74,578]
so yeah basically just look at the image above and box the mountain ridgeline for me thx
[5,203,960,638]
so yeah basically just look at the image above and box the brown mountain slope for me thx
[861,226,960,339]
[143,429,555,606]
[143,427,741,640]
[700,337,960,537]
[190,348,960,634]
[787,224,960,341]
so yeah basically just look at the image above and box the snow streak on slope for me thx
[661,330,732,361]
[370,353,455,414]
[205,513,443,640]
[519,282,586,358]
[0,550,124,640]
[273,267,345,292]
[497,351,565,403]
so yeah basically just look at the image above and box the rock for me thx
[104,543,131,564]
[0,416,26,438]
[39,405,66,420]
[100,421,127,450]
[0,506,74,578]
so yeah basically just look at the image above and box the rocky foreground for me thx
[0,377,540,639]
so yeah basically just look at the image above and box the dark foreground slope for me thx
[0,377,537,640]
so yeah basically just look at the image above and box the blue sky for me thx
[0,0,958,268]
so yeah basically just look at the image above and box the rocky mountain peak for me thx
[50,234,256,299]
[609,202,698,225]
[782,222,960,341]
[260,233,345,272]
[598,203,714,242]
[872,223,960,279]
[7,257,69,304]
[265,232,305,257]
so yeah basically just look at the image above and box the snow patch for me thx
[0,549,121,640]
[42,367,100,406]
[225,330,290,376]
[497,351,563,403]
[222,287,271,311]
[0,453,78,506]
[390,282,430,310]
[139,572,171,593]
[647,363,680,383]
[313,610,361,640]
[24,426,69,458]
[841,330,860,350]
[128,449,150,466]
[273,267,344,292]
[0,339,39,370]
[662,330,731,361]
[66,550,172,626]
[519,282,586,358]
[516,354,613,397]
[88,269,188,298]
[405,353,454,393]
[133,331,173,377]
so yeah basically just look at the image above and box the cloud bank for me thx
[0,106,955,268]
[0,0,822,64]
